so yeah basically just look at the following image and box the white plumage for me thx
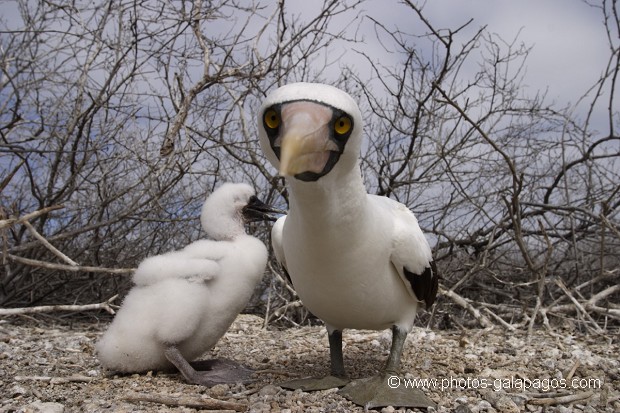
[258,83,438,409]
[97,183,275,383]
[270,194,434,332]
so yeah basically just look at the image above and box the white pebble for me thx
[24,401,65,413]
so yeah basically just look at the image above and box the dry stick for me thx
[123,392,246,412]
[263,261,299,328]
[538,308,563,339]
[599,213,620,239]
[159,0,213,156]
[546,284,620,320]
[587,284,620,304]
[268,261,297,296]
[14,374,93,384]
[0,295,118,316]
[555,279,604,333]
[482,307,516,331]
[564,360,580,381]
[574,270,618,292]
[269,300,303,322]
[528,220,554,339]
[440,286,493,329]
[0,205,65,230]
[7,254,134,274]
[528,391,594,406]
[22,220,78,266]
[585,304,620,319]
[547,302,620,321]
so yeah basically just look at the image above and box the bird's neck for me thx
[204,219,244,241]
[287,166,367,226]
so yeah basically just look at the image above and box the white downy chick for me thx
[96,183,278,385]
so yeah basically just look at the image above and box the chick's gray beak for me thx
[242,196,284,222]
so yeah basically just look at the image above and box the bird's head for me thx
[201,183,280,240]
[258,83,363,183]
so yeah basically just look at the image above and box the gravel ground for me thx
[1,314,618,413]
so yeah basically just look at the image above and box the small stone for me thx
[454,404,473,413]
[420,358,433,371]
[23,401,65,413]
[380,406,395,413]
[494,396,519,413]
[11,384,29,397]
[248,401,271,413]
[509,393,528,407]
[209,383,230,397]
[258,384,281,397]
[471,400,493,413]
[454,396,469,404]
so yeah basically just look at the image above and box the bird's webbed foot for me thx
[279,375,350,391]
[338,373,437,410]
[165,346,254,386]
[279,328,350,391]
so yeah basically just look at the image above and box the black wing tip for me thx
[281,266,294,287]
[404,260,439,310]
[425,261,439,309]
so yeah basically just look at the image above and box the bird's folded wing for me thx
[270,215,296,286]
[133,252,221,286]
[271,215,288,271]
[373,196,438,309]
[180,239,227,260]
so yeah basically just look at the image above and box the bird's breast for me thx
[282,216,418,331]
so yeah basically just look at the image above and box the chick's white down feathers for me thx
[96,183,268,372]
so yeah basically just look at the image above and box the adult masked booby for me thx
[258,83,438,409]
[97,183,279,386]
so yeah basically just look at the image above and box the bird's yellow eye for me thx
[334,116,352,135]
[264,109,280,130]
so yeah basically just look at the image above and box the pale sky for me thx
[285,0,612,124]
[1,0,614,127]
[409,0,608,104]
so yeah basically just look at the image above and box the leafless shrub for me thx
[0,0,362,317]
[352,0,619,331]
[0,0,617,331]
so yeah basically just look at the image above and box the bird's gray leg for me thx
[338,325,437,409]
[328,329,346,378]
[278,328,349,391]
[164,346,253,386]
[384,325,406,373]
[164,346,206,384]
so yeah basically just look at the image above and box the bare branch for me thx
[22,220,78,266]
[528,391,594,406]
[123,392,247,411]
[6,254,134,274]
[0,295,118,316]
[0,205,65,230]
[440,286,494,329]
